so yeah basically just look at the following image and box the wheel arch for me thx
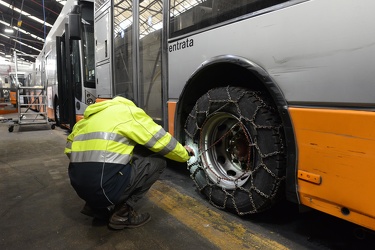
[175,55,299,204]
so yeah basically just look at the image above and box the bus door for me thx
[109,0,164,123]
[56,30,76,130]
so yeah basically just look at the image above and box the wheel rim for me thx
[200,112,254,190]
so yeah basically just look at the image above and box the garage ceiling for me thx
[0,0,67,64]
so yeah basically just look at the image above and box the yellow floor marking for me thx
[148,181,288,250]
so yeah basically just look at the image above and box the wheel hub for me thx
[200,113,253,189]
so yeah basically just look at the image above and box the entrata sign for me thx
[169,38,194,52]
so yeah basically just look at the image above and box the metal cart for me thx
[7,86,55,132]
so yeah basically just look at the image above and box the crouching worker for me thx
[64,96,193,230]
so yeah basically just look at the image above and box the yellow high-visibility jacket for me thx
[65,96,189,207]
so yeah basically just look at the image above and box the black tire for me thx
[184,86,286,215]
[8,126,14,133]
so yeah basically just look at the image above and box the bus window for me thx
[81,2,95,88]
[113,0,134,99]
[139,0,163,120]
[71,40,82,102]
[82,28,95,86]
[170,0,288,38]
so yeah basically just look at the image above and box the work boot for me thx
[108,203,151,230]
[80,203,111,220]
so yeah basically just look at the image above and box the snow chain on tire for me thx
[184,86,286,215]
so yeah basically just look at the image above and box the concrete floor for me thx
[0,113,294,250]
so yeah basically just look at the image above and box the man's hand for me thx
[184,145,195,156]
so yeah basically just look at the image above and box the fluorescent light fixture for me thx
[0,20,44,42]
[4,28,14,33]
[0,0,53,27]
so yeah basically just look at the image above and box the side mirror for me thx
[69,5,82,40]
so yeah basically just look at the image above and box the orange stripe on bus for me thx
[289,107,375,230]
[47,107,54,121]
[95,98,110,103]
[76,114,84,122]
[0,109,17,115]
[167,101,176,136]
[10,91,17,105]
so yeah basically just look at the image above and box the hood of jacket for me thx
[84,96,137,119]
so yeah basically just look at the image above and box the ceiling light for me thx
[4,28,13,33]
[0,0,52,27]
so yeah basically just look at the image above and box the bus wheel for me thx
[184,86,286,215]
[54,97,60,126]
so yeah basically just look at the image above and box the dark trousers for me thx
[118,153,167,208]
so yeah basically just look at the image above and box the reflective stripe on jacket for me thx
[65,96,189,164]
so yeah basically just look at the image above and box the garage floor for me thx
[0,113,297,250]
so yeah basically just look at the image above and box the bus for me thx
[35,0,95,129]
[92,0,375,231]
